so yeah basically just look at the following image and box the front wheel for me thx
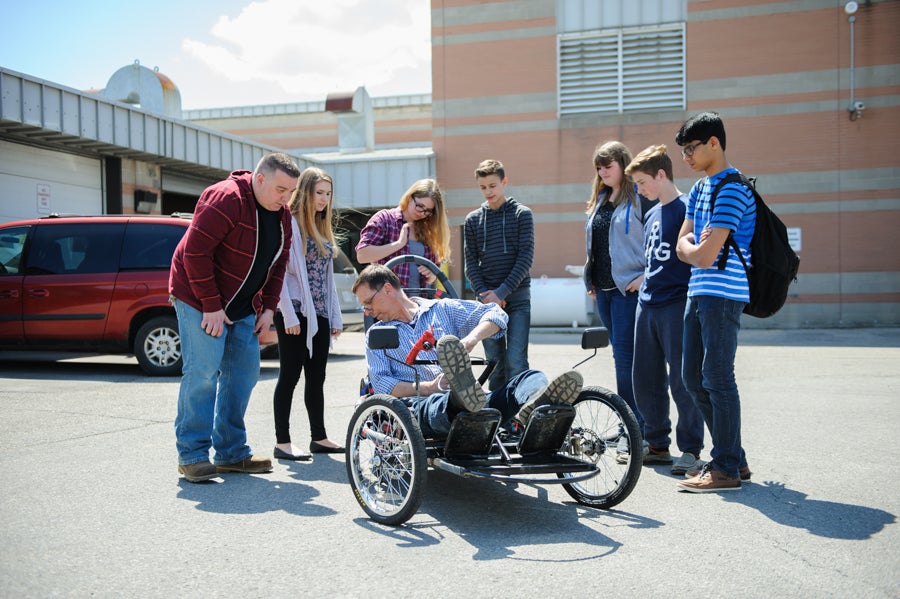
[559,386,642,509]
[134,315,182,376]
[346,395,427,526]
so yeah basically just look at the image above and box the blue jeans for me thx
[174,299,261,466]
[482,297,531,391]
[633,299,703,455]
[595,289,642,425]
[411,369,548,438]
[682,295,747,478]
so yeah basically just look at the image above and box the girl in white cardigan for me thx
[272,167,344,460]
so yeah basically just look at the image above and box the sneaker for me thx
[643,447,674,464]
[677,463,741,493]
[178,460,219,483]
[513,370,583,426]
[216,455,273,474]
[437,335,487,412]
[615,438,650,464]
[684,459,752,481]
[670,452,701,475]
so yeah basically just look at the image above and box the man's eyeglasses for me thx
[361,286,383,311]
[410,196,434,216]
[681,140,707,158]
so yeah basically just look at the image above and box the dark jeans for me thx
[482,297,531,391]
[273,312,331,443]
[633,299,704,455]
[682,295,748,478]
[595,288,642,425]
[411,369,547,438]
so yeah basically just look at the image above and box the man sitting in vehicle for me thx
[352,264,582,437]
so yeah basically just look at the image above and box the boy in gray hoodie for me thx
[464,159,535,392]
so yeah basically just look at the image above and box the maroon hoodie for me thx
[169,170,292,315]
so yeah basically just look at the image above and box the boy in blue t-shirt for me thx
[675,112,755,493]
[626,145,705,476]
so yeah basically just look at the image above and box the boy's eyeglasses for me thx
[410,196,434,216]
[681,140,707,158]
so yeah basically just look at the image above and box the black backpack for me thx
[710,173,800,318]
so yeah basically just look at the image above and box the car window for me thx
[0,226,29,275]
[120,222,188,270]
[26,223,125,275]
[333,248,356,274]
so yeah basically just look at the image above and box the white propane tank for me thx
[530,273,593,326]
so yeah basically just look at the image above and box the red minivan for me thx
[0,214,190,375]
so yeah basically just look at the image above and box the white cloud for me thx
[179,0,431,106]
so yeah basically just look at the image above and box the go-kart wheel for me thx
[558,386,642,509]
[345,394,427,526]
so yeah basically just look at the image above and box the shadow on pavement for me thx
[347,469,663,561]
[721,481,896,540]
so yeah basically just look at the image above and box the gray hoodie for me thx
[463,197,534,302]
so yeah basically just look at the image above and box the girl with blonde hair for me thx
[356,178,451,290]
[272,167,345,459]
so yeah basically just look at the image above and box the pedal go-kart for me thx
[344,256,642,526]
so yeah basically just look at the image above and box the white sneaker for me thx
[671,452,701,475]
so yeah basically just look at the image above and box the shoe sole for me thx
[676,481,742,493]
[542,370,583,406]
[515,370,583,424]
[437,336,487,412]
[643,455,674,465]
[178,465,219,483]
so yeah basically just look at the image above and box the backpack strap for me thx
[709,173,755,274]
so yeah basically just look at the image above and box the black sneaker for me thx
[437,335,487,412]
[513,370,583,426]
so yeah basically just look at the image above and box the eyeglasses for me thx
[410,196,434,216]
[681,140,707,158]
[361,286,382,311]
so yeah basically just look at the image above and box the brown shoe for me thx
[684,459,752,481]
[178,460,220,483]
[677,463,741,493]
[216,455,273,474]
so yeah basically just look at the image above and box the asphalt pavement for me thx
[0,326,898,598]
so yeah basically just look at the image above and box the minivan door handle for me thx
[27,289,50,297]
[0,289,20,299]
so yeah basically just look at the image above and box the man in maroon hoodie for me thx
[169,153,300,483]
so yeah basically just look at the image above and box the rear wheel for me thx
[134,316,182,376]
[559,386,642,509]
[346,395,427,526]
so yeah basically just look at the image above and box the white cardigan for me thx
[277,217,343,355]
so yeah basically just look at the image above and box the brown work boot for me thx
[676,463,741,493]
[178,460,220,483]
[216,455,273,474]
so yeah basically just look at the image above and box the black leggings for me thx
[273,312,331,443]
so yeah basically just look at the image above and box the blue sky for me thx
[1,0,431,109]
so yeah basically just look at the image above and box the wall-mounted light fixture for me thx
[845,1,866,121]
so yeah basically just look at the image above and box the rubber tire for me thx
[559,386,642,509]
[346,394,427,526]
[134,315,182,377]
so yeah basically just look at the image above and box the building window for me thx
[559,23,685,116]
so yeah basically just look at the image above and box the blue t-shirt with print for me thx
[685,168,756,302]
[639,194,691,307]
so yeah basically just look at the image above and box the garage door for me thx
[0,139,103,224]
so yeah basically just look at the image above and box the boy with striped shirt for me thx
[674,112,755,493]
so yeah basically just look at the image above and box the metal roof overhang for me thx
[0,67,300,180]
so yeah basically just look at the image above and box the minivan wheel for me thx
[135,316,182,376]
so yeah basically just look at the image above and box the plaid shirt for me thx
[356,207,439,287]
[365,296,507,396]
